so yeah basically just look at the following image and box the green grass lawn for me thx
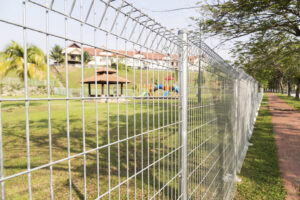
[276,93,300,113]
[0,68,229,199]
[1,93,223,199]
[235,95,286,200]
[1,96,222,199]
[1,97,183,199]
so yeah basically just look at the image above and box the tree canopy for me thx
[83,51,92,64]
[0,41,46,81]
[195,0,300,98]
[196,0,300,40]
[50,44,64,64]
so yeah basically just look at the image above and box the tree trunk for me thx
[288,80,291,97]
[279,77,284,94]
[280,84,284,94]
[296,82,300,99]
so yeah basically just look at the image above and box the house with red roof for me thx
[63,43,179,70]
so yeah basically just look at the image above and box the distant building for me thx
[62,43,179,70]
[61,43,82,66]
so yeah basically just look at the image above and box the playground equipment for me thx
[151,84,179,96]
[141,75,179,97]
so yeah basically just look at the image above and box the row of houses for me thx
[63,43,203,70]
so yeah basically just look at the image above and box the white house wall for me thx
[87,55,177,70]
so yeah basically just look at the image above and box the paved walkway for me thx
[267,93,300,200]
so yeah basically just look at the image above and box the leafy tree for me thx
[0,40,46,81]
[195,0,300,98]
[233,33,300,97]
[50,45,91,65]
[196,0,300,41]
[194,1,300,68]
[83,51,92,64]
[50,44,64,64]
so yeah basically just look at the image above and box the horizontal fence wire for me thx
[0,0,263,199]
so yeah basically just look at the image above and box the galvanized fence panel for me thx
[0,0,262,199]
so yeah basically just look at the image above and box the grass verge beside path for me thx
[235,95,286,200]
[276,93,300,113]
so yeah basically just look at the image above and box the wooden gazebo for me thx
[83,67,131,97]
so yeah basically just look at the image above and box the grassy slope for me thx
[235,95,286,200]
[276,93,300,113]
[2,65,179,98]
[55,66,173,89]
[2,67,178,99]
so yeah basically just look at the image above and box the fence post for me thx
[178,29,188,200]
[234,75,240,176]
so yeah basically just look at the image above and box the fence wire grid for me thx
[0,0,263,199]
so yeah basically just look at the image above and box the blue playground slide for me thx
[164,91,170,97]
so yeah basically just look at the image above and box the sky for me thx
[126,0,235,60]
[0,0,234,60]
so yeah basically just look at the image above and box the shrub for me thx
[111,63,131,72]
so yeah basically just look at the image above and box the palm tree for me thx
[0,40,46,81]
[50,44,64,65]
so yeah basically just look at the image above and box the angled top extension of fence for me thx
[0,0,262,200]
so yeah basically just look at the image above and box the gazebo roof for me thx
[83,73,131,84]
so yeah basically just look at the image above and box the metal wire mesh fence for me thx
[0,0,262,199]
[183,38,263,200]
